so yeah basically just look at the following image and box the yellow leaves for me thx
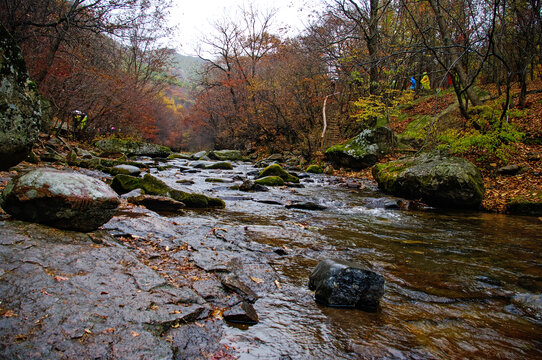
[250,277,264,284]
[274,280,282,289]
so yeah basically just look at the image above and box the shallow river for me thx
[149,158,541,359]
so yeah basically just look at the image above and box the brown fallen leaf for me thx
[250,277,264,284]
[274,280,282,289]
[4,310,17,318]
[131,331,140,337]
[54,276,69,281]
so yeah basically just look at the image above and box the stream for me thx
[139,157,541,359]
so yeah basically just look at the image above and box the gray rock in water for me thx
[0,25,41,170]
[128,194,185,213]
[325,127,397,170]
[286,201,326,210]
[111,164,141,176]
[0,167,120,231]
[308,259,385,312]
[223,302,259,325]
[372,152,485,209]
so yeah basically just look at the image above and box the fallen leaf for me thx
[131,331,140,337]
[84,329,92,334]
[4,310,17,318]
[274,280,282,289]
[250,277,264,284]
[54,276,69,281]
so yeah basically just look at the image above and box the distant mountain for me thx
[168,52,206,86]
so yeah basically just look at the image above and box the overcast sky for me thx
[168,0,325,55]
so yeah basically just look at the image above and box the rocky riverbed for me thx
[1,152,541,359]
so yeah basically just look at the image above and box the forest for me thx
[1,0,540,157]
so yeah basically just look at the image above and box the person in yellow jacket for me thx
[421,72,430,90]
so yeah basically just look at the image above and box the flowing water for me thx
[149,159,541,359]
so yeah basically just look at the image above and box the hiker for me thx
[71,110,88,137]
[421,72,430,90]
[410,76,416,90]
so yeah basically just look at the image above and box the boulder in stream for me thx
[0,25,41,170]
[372,152,484,209]
[208,150,242,161]
[128,194,185,213]
[94,138,171,158]
[257,164,299,183]
[111,173,225,208]
[324,127,397,170]
[254,176,285,187]
[308,259,385,312]
[0,167,120,231]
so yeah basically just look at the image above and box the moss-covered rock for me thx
[0,25,41,170]
[254,176,285,186]
[372,152,484,209]
[111,174,225,208]
[205,178,225,183]
[306,165,323,174]
[206,162,234,170]
[506,197,542,216]
[325,127,397,170]
[94,138,171,157]
[258,164,299,183]
[167,153,192,160]
[208,150,242,161]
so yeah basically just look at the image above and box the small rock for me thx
[286,201,326,211]
[218,273,258,303]
[111,164,142,176]
[497,164,521,175]
[128,195,185,213]
[223,302,259,325]
[512,293,542,320]
[308,259,385,312]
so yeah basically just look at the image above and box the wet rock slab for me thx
[0,220,221,359]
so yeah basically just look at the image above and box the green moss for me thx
[398,115,431,145]
[111,175,143,194]
[141,174,170,195]
[205,178,225,183]
[258,164,299,183]
[170,190,224,208]
[206,162,234,170]
[306,164,323,174]
[372,160,411,192]
[168,153,191,160]
[255,176,285,186]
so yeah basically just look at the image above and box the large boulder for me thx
[257,164,299,183]
[0,25,41,170]
[325,127,397,170]
[111,173,225,208]
[308,259,385,312]
[208,150,242,161]
[0,167,120,231]
[94,138,171,158]
[372,153,484,209]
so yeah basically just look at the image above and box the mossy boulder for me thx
[306,165,323,174]
[206,162,234,170]
[325,127,397,170]
[372,153,484,209]
[94,138,171,158]
[254,176,285,187]
[506,195,542,216]
[257,164,299,183]
[111,174,224,208]
[208,150,242,161]
[0,25,41,170]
